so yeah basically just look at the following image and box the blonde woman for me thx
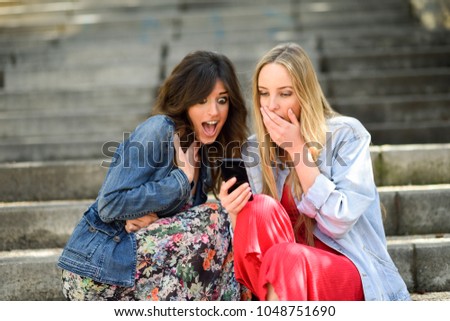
[219,43,410,301]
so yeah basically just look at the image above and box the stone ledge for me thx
[0,235,449,300]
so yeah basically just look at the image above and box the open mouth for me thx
[202,120,219,137]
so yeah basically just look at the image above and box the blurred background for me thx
[0,0,449,300]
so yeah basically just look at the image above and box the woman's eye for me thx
[217,97,228,104]
[199,98,208,104]
[281,92,292,97]
[259,91,268,96]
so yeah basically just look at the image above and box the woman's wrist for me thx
[287,142,306,163]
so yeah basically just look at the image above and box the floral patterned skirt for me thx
[61,202,251,301]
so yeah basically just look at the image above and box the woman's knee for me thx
[264,242,308,264]
[237,194,287,226]
[234,194,295,249]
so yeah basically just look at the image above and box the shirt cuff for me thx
[298,174,336,218]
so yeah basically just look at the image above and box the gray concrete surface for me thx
[1,0,449,301]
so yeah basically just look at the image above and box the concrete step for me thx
[332,94,450,145]
[176,1,412,27]
[0,87,153,112]
[0,200,90,251]
[322,68,450,98]
[2,41,162,68]
[0,10,175,43]
[0,23,74,43]
[331,94,450,124]
[0,102,150,117]
[1,234,449,300]
[7,44,440,101]
[297,0,410,13]
[0,110,147,138]
[370,143,450,186]
[410,291,450,301]
[0,135,119,163]
[379,184,450,236]
[1,184,448,251]
[0,46,49,65]
[0,29,168,55]
[74,0,179,13]
[365,120,450,145]
[165,39,317,88]
[296,9,413,30]
[176,12,413,42]
[177,6,292,31]
[167,25,450,50]
[182,0,293,11]
[0,6,177,29]
[0,159,107,202]
[0,0,178,18]
[166,30,450,85]
[175,0,409,13]
[0,248,64,300]
[318,27,450,50]
[0,10,70,29]
[1,144,449,201]
[0,0,427,44]
[320,47,450,72]
[202,60,450,100]
[3,62,160,90]
[387,234,450,294]
[0,38,51,56]
[0,8,442,66]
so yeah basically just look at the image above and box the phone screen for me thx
[220,158,253,201]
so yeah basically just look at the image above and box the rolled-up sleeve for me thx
[297,129,377,239]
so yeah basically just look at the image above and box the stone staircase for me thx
[0,0,449,300]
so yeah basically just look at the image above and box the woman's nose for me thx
[208,101,220,116]
[267,98,279,111]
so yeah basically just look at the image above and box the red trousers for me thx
[233,194,364,301]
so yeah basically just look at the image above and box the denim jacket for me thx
[242,115,411,301]
[58,115,211,287]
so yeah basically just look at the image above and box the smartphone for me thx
[220,158,253,201]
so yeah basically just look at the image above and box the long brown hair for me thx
[151,50,249,195]
[252,43,336,245]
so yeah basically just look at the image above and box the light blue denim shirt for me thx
[242,115,411,301]
[58,115,211,287]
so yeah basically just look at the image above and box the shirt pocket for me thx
[363,245,405,299]
[364,245,398,272]
[64,216,108,261]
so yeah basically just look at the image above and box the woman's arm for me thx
[97,116,191,223]
[297,129,377,239]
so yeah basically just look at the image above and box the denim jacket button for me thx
[113,235,121,243]
[88,226,96,233]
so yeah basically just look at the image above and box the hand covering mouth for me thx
[202,120,219,136]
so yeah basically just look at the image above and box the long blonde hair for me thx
[252,43,336,245]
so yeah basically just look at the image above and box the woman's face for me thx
[188,80,229,145]
[257,63,301,121]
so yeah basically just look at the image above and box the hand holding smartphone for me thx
[220,158,253,201]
